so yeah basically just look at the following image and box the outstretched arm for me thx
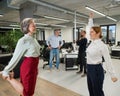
[2,39,27,78]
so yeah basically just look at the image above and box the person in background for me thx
[86,26,118,96]
[0,18,40,96]
[76,30,87,77]
[76,13,94,77]
[46,29,63,70]
[72,40,77,51]
[61,40,66,49]
[63,40,65,44]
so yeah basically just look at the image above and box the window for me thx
[36,29,45,41]
[109,25,116,44]
[101,24,116,44]
[101,26,107,43]
[73,27,83,40]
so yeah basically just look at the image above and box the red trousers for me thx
[20,57,39,96]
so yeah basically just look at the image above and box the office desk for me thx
[111,46,120,59]
[0,53,12,65]
[0,53,23,78]
[62,51,78,71]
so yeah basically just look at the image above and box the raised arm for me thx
[88,12,94,27]
[86,13,94,42]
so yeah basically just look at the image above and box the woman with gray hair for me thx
[0,18,40,96]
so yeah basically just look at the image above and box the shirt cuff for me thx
[2,71,9,77]
[110,72,117,78]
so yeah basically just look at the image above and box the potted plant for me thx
[0,29,23,54]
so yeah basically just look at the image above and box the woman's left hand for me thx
[111,77,118,82]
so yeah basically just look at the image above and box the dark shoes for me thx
[76,71,82,74]
[81,73,86,77]
[76,71,87,77]
[56,67,60,71]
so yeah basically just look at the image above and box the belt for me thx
[52,47,58,49]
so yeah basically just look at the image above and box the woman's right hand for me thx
[111,77,118,82]
[0,71,14,80]
[0,71,9,80]
[90,12,94,18]
[2,75,9,80]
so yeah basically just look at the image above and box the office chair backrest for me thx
[41,45,50,61]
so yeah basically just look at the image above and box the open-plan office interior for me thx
[0,0,120,96]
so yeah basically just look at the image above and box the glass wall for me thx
[73,27,83,41]
[101,24,116,44]
[101,26,107,43]
[109,25,116,44]
[36,29,45,41]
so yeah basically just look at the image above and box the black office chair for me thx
[41,45,56,69]
[0,55,23,78]
[0,64,5,71]
[42,46,50,69]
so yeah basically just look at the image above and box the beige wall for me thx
[45,29,54,40]
[45,27,73,42]
[61,27,73,42]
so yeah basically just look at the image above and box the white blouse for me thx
[86,39,116,77]
[2,34,40,76]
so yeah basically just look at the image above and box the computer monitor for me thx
[117,41,120,46]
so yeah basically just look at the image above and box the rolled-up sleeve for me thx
[2,39,27,76]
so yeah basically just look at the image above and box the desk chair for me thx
[41,45,56,69]
[0,64,5,71]
[42,48,50,69]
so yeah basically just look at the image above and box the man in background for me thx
[46,29,63,70]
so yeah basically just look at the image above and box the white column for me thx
[74,11,77,40]
[116,22,120,45]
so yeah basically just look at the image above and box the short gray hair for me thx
[54,29,61,32]
[20,18,34,34]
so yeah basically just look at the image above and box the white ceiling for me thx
[43,0,120,17]
[40,0,120,20]
[0,0,120,29]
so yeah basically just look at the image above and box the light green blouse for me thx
[2,34,40,76]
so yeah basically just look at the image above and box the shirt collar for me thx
[92,39,101,44]
[53,34,59,37]
[25,34,34,38]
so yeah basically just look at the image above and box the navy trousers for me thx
[87,64,105,96]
